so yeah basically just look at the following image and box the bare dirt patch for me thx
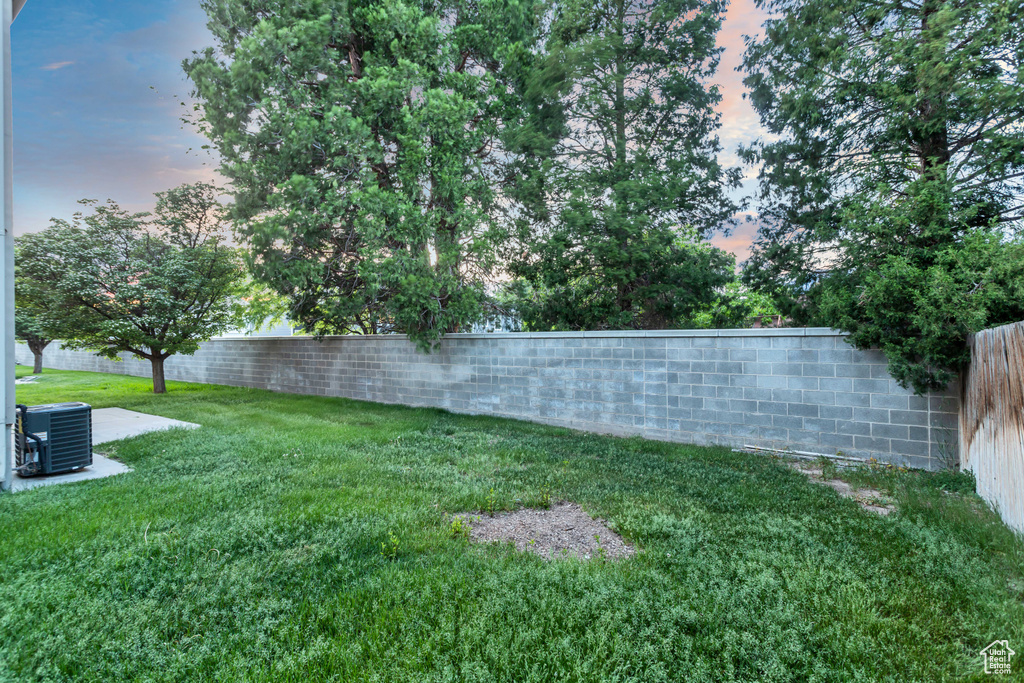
[789,461,895,516]
[463,502,636,560]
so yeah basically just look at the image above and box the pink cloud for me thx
[711,214,762,264]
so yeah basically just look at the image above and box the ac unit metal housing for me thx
[15,402,93,476]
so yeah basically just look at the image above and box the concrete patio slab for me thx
[10,453,131,492]
[9,407,199,492]
[91,407,199,445]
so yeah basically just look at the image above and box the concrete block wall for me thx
[18,328,960,470]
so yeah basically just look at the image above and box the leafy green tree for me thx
[186,0,543,347]
[506,0,741,330]
[14,233,67,373]
[19,185,253,393]
[741,0,1024,392]
[508,233,739,331]
[688,281,783,330]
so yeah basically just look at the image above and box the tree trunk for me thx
[151,357,167,394]
[26,340,49,373]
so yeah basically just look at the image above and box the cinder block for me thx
[743,387,773,401]
[802,363,836,377]
[930,396,959,413]
[803,390,836,406]
[703,348,730,361]
[773,415,804,430]
[835,392,871,407]
[645,404,669,419]
[886,380,915,396]
[801,336,838,349]
[757,350,789,363]
[870,364,893,379]
[820,432,854,450]
[770,336,804,349]
[931,438,958,463]
[694,410,741,424]
[666,407,692,421]
[741,362,773,375]
[757,401,789,415]
[731,399,757,413]
[818,349,854,363]
[716,385,744,399]
[643,347,667,360]
[787,376,819,390]
[730,423,760,438]
[788,403,820,418]
[772,389,804,403]
[667,383,693,397]
[772,363,804,376]
[741,337,773,349]
[852,378,889,394]
[645,417,669,430]
[787,349,819,362]
[803,418,836,433]
[820,405,853,420]
[872,423,909,440]
[704,398,732,412]
[788,429,822,445]
[676,397,705,410]
[744,412,773,427]
[819,377,853,392]
[854,435,891,453]
[729,374,758,387]
[880,436,929,456]
[645,393,668,407]
[889,409,928,426]
[903,453,935,470]
[837,420,872,437]
[835,363,872,378]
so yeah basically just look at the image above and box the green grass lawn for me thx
[2,367,1022,682]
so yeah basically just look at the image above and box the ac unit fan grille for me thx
[47,411,92,469]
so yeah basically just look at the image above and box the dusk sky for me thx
[11,0,769,261]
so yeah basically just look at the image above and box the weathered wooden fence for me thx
[960,321,1024,534]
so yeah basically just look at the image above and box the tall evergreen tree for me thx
[187,0,543,347]
[507,0,741,331]
[741,0,1024,392]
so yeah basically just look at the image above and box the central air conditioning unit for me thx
[15,402,93,477]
